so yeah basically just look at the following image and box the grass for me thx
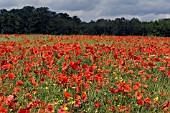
[0,34,170,113]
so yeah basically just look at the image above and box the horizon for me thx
[1,6,170,23]
[0,0,170,22]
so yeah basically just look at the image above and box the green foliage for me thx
[0,6,170,36]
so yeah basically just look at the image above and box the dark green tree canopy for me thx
[0,6,170,36]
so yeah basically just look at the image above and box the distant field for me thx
[0,34,170,113]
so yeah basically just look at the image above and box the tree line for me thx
[0,6,170,36]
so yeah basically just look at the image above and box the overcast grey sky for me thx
[0,0,170,22]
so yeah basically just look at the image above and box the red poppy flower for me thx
[162,101,170,110]
[135,82,141,87]
[46,105,54,112]
[18,108,30,113]
[31,47,39,54]
[144,97,152,104]
[16,80,24,86]
[133,85,139,91]
[119,105,126,112]
[74,100,81,107]
[158,66,166,71]
[123,84,132,93]
[0,106,8,113]
[94,101,100,108]
[7,95,14,102]
[8,73,15,80]
[32,81,39,87]
[110,106,116,111]
[109,87,115,93]
[0,48,6,55]
[81,93,88,101]
[152,77,157,82]
[63,91,71,99]
[134,56,141,62]
[138,99,144,105]
[135,91,143,100]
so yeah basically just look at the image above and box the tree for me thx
[129,18,141,35]
[0,12,16,33]
[19,6,35,33]
[0,6,170,36]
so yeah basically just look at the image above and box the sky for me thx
[0,0,170,22]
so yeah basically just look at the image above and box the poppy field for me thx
[0,35,170,113]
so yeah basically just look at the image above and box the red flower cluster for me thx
[0,35,169,112]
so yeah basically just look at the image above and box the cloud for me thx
[0,0,170,21]
[44,0,100,11]
[0,0,38,9]
[99,0,170,16]
[0,0,99,11]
